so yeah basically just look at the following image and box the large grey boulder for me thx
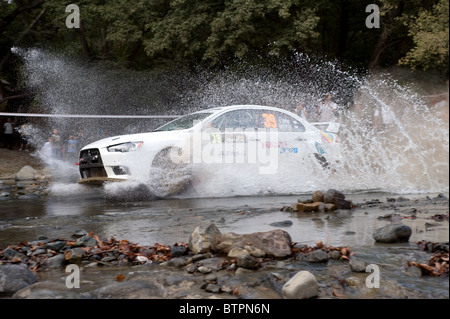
[15,166,37,181]
[373,224,412,243]
[0,264,37,295]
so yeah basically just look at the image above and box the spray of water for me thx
[12,48,449,198]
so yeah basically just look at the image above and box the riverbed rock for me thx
[324,189,346,203]
[43,241,66,252]
[269,220,293,227]
[42,254,66,269]
[15,166,37,181]
[297,202,322,212]
[188,221,221,254]
[213,229,292,258]
[373,224,412,243]
[334,198,353,210]
[349,258,367,272]
[312,190,324,202]
[73,235,98,247]
[2,248,26,261]
[12,280,83,299]
[64,248,85,264]
[235,254,259,269]
[306,249,329,263]
[0,264,37,295]
[282,270,319,299]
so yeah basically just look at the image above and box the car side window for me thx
[210,110,259,130]
[277,111,305,132]
[209,109,305,132]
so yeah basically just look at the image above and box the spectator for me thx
[39,137,53,164]
[3,117,14,150]
[295,102,309,120]
[317,93,339,122]
[18,122,32,151]
[50,128,62,160]
[66,135,79,163]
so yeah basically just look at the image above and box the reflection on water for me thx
[1,192,448,248]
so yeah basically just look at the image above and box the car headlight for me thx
[107,141,143,152]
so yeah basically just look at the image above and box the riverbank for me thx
[1,191,448,299]
[0,149,50,200]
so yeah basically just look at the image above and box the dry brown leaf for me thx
[332,289,344,297]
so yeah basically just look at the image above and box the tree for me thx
[399,0,449,71]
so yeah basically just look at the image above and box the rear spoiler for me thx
[311,122,340,133]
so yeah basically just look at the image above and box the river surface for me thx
[1,189,447,247]
[1,187,448,299]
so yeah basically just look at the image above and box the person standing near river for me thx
[317,93,339,122]
[50,128,62,160]
[66,135,79,163]
[3,117,14,150]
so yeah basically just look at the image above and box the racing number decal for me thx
[262,113,277,128]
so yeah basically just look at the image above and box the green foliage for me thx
[0,0,449,74]
[399,0,449,70]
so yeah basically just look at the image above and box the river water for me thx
[0,187,449,298]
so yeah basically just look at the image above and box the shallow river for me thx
[0,187,448,299]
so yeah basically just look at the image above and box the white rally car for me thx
[78,105,341,197]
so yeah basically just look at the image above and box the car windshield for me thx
[154,112,213,132]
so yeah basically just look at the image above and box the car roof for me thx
[195,105,288,114]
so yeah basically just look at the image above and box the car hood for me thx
[81,130,188,150]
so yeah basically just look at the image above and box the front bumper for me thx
[78,176,125,186]
[79,148,108,179]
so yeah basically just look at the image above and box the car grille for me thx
[79,148,107,178]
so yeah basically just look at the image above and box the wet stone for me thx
[170,245,187,257]
[2,248,26,261]
[74,235,98,247]
[282,270,319,299]
[269,220,293,227]
[0,264,37,295]
[205,283,221,293]
[43,241,66,251]
[72,229,89,238]
[349,258,367,272]
[306,249,329,263]
[373,224,412,243]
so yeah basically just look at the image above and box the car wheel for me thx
[149,147,192,198]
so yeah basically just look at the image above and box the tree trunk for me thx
[76,21,92,60]
[368,1,405,69]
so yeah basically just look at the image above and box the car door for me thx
[257,109,310,163]
[203,109,257,165]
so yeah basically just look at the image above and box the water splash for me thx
[13,48,449,198]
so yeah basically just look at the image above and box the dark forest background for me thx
[0,0,448,113]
